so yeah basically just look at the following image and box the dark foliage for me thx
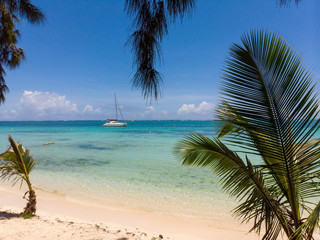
[125,0,305,101]
[0,0,44,104]
[125,0,195,100]
[278,0,302,6]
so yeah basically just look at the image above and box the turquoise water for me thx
[0,121,236,221]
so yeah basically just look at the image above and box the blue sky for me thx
[0,0,319,120]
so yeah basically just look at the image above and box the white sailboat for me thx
[103,93,127,127]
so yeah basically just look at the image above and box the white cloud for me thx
[145,106,156,114]
[0,91,104,120]
[82,104,93,113]
[18,91,78,118]
[0,110,18,120]
[177,101,215,115]
[138,105,156,118]
[162,110,168,115]
[82,104,102,114]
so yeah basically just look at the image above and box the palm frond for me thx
[0,64,8,104]
[125,0,194,100]
[0,0,44,104]
[126,0,166,100]
[217,31,320,231]
[174,133,293,237]
[176,30,320,239]
[0,135,36,188]
[18,0,45,24]
[3,0,45,23]
[165,0,195,20]
[125,0,195,19]
[292,200,320,240]
[278,0,302,7]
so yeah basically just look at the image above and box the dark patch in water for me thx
[78,144,110,151]
[64,158,110,167]
[38,157,110,170]
[56,138,70,141]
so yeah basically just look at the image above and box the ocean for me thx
[0,120,237,223]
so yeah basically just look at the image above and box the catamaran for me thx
[103,93,127,127]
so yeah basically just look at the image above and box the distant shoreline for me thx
[0,120,218,122]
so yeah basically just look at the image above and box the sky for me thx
[0,0,319,120]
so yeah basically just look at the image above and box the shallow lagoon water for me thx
[0,120,238,222]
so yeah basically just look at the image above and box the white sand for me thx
[0,184,261,240]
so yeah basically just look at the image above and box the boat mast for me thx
[114,93,118,120]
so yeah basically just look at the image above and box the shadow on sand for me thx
[0,211,20,220]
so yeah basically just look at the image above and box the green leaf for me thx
[0,135,36,189]
[176,30,320,239]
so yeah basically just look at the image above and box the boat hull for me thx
[103,122,127,127]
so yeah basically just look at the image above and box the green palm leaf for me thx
[176,30,320,239]
[218,30,320,227]
[0,135,36,187]
[175,133,293,239]
[0,135,37,214]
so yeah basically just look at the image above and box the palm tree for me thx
[0,135,37,215]
[125,0,195,100]
[279,0,302,6]
[124,0,303,101]
[0,0,44,104]
[175,30,320,239]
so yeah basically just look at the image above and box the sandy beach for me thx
[0,183,261,240]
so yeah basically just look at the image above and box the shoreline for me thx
[0,183,260,240]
